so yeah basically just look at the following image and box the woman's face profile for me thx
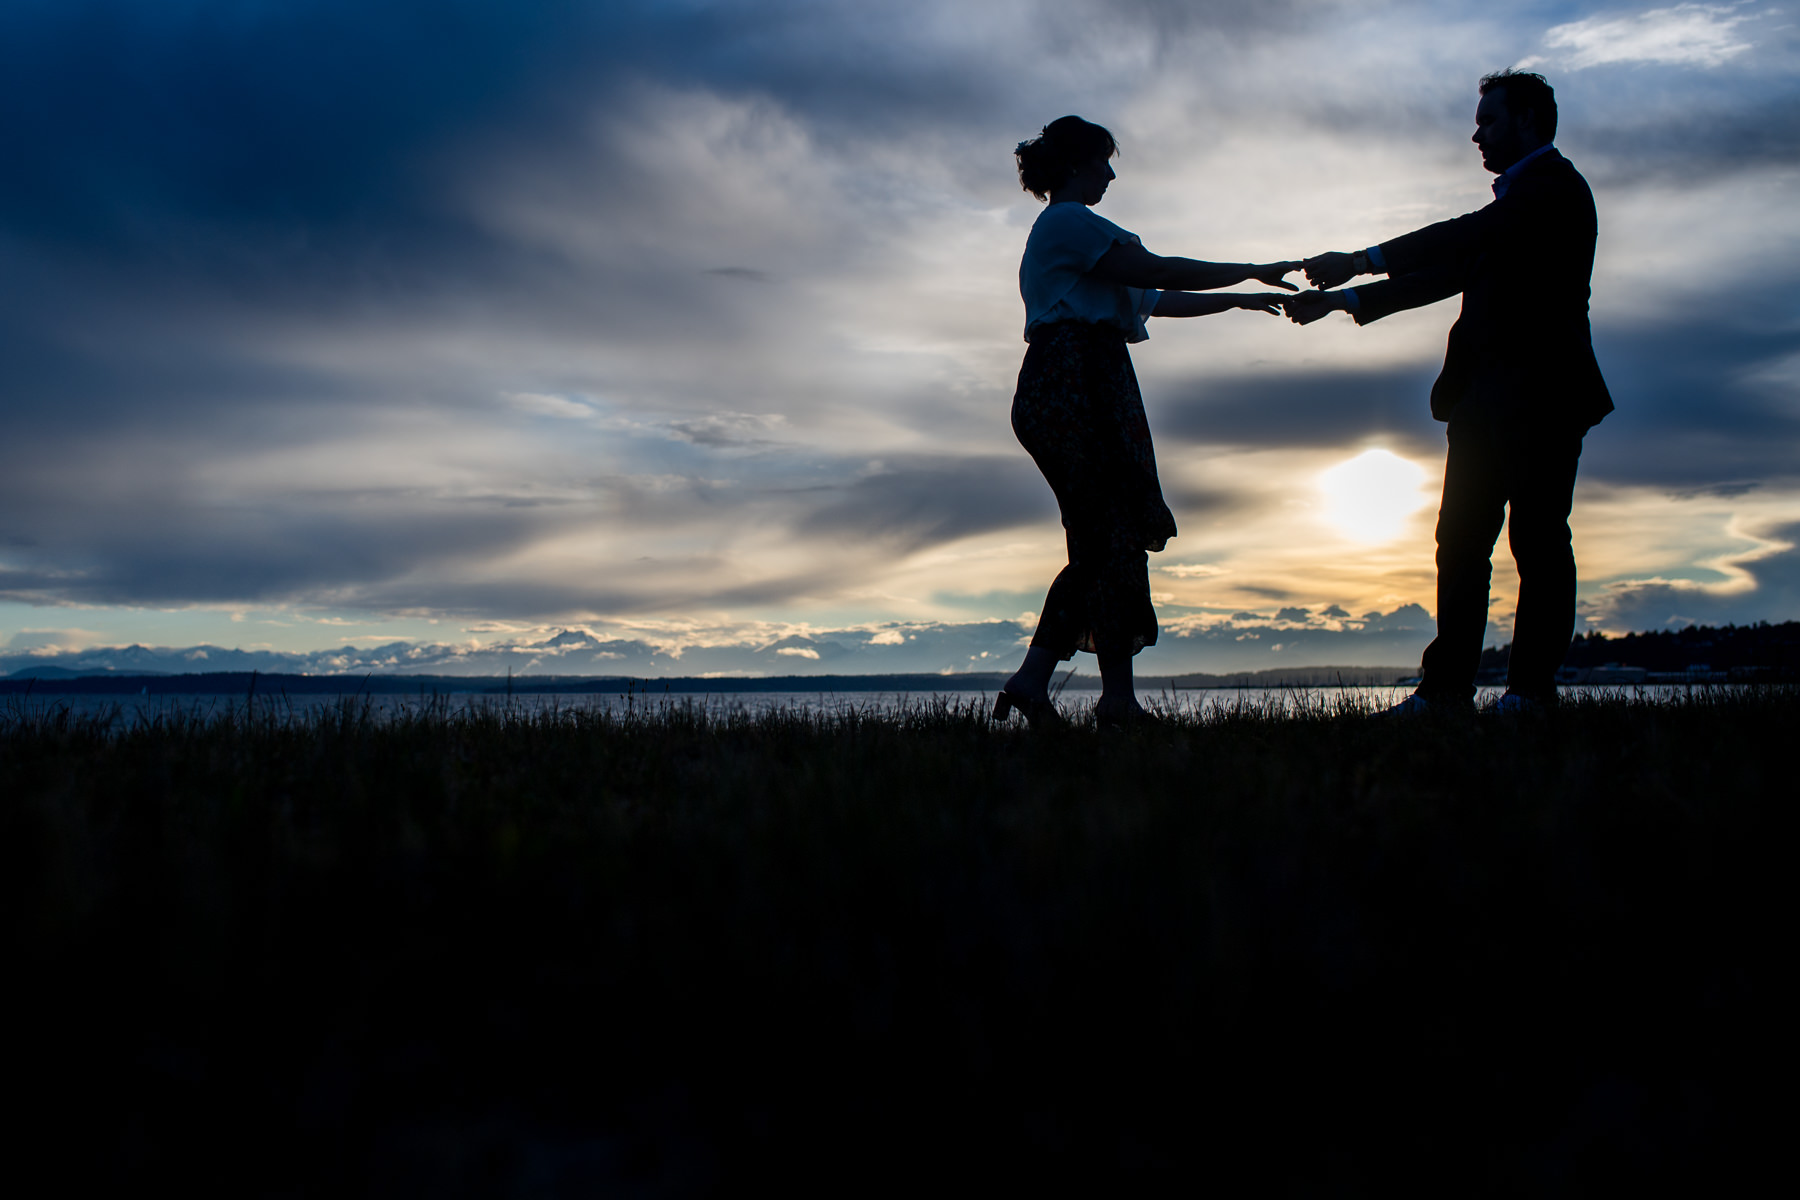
[1069,156,1115,205]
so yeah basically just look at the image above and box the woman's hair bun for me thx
[1015,116,1118,201]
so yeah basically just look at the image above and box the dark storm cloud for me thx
[1156,366,1444,453]
[1585,310,1800,491]
[1573,93,1800,188]
[0,437,1055,618]
[797,456,1055,551]
[0,0,1320,255]
[1,326,271,427]
[2,0,1796,635]
[5,3,832,267]
[0,2,751,356]
[0,0,1135,440]
[0,0,1781,323]
[1029,0,1324,45]
[0,2,585,251]
[0,483,557,607]
[663,0,1320,134]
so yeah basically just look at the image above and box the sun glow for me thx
[1318,449,1432,543]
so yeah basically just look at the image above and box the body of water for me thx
[2,684,1750,726]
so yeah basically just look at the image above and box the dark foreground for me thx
[4,692,1786,1194]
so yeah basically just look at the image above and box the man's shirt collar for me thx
[1492,142,1556,199]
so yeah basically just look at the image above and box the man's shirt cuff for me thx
[1364,245,1387,274]
[1340,287,1360,311]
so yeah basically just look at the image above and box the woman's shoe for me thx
[1093,698,1157,730]
[993,688,1064,727]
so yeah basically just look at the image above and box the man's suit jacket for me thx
[1351,148,1613,429]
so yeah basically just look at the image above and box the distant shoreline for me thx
[0,667,1422,695]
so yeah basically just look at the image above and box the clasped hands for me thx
[1241,252,1367,324]
[1287,251,1362,325]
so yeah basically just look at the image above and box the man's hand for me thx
[1303,252,1355,290]
[1283,290,1346,326]
[1251,261,1302,291]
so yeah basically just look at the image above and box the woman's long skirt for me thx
[1011,320,1177,660]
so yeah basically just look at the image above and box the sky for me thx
[2,0,1797,677]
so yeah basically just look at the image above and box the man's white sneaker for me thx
[1380,693,1436,717]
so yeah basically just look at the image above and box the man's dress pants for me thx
[1418,396,1586,702]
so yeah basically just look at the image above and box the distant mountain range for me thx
[0,610,1440,681]
[8,617,1791,688]
[0,666,1424,695]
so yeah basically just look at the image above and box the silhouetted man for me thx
[1288,70,1611,714]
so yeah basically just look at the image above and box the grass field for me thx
[4,690,1786,1194]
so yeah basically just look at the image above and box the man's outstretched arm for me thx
[1300,181,1535,304]
[1286,260,1465,326]
[1343,261,1466,324]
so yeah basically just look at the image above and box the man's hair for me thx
[1479,69,1557,141]
[1015,116,1119,201]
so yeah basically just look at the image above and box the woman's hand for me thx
[1251,261,1302,291]
[1236,293,1289,315]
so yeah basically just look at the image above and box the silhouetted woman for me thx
[994,116,1297,726]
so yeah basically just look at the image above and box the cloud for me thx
[1587,520,1800,627]
[1542,4,1757,70]
[1,628,110,654]
[1582,311,1800,492]
[0,1,1796,653]
[665,412,789,448]
[503,392,597,419]
[1572,95,1800,186]
[1156,367,1443,453]
[706,267,772,282]
[1157,602,1437,668]
[797,455,1055,551]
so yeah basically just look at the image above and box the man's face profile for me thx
[1472,89,1534,174]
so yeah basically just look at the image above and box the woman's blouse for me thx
[1019,202,1162,343]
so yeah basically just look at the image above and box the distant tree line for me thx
[1480,620,1800,674]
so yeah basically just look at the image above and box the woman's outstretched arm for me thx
[1151,291,1287,318]
[1088,241,1300,292]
